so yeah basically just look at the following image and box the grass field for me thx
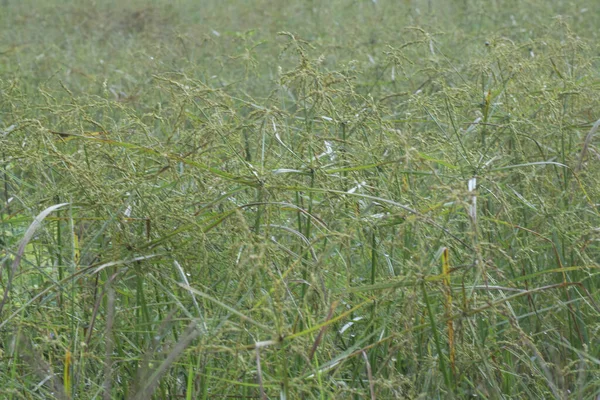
[1,0,600,398]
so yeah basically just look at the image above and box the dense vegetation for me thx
[1,0,599,398]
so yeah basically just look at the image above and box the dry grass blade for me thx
[103,281,116,400]
[362,350,376,400]
[14,332,69,400]
[130,317,201,400]
[256,346,267,400]
[308,301,338,362]
[441,247,455,377]
[577,118,600,171]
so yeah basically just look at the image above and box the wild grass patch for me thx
[1,1,599,398]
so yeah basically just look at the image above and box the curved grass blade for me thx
[0,202,69,316]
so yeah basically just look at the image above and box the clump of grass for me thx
[1,1,600,398]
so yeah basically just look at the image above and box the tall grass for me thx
[1,0,599,398]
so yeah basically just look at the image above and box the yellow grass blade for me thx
[441,247,455,376]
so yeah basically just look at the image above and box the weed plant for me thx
[1,0,600,398]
